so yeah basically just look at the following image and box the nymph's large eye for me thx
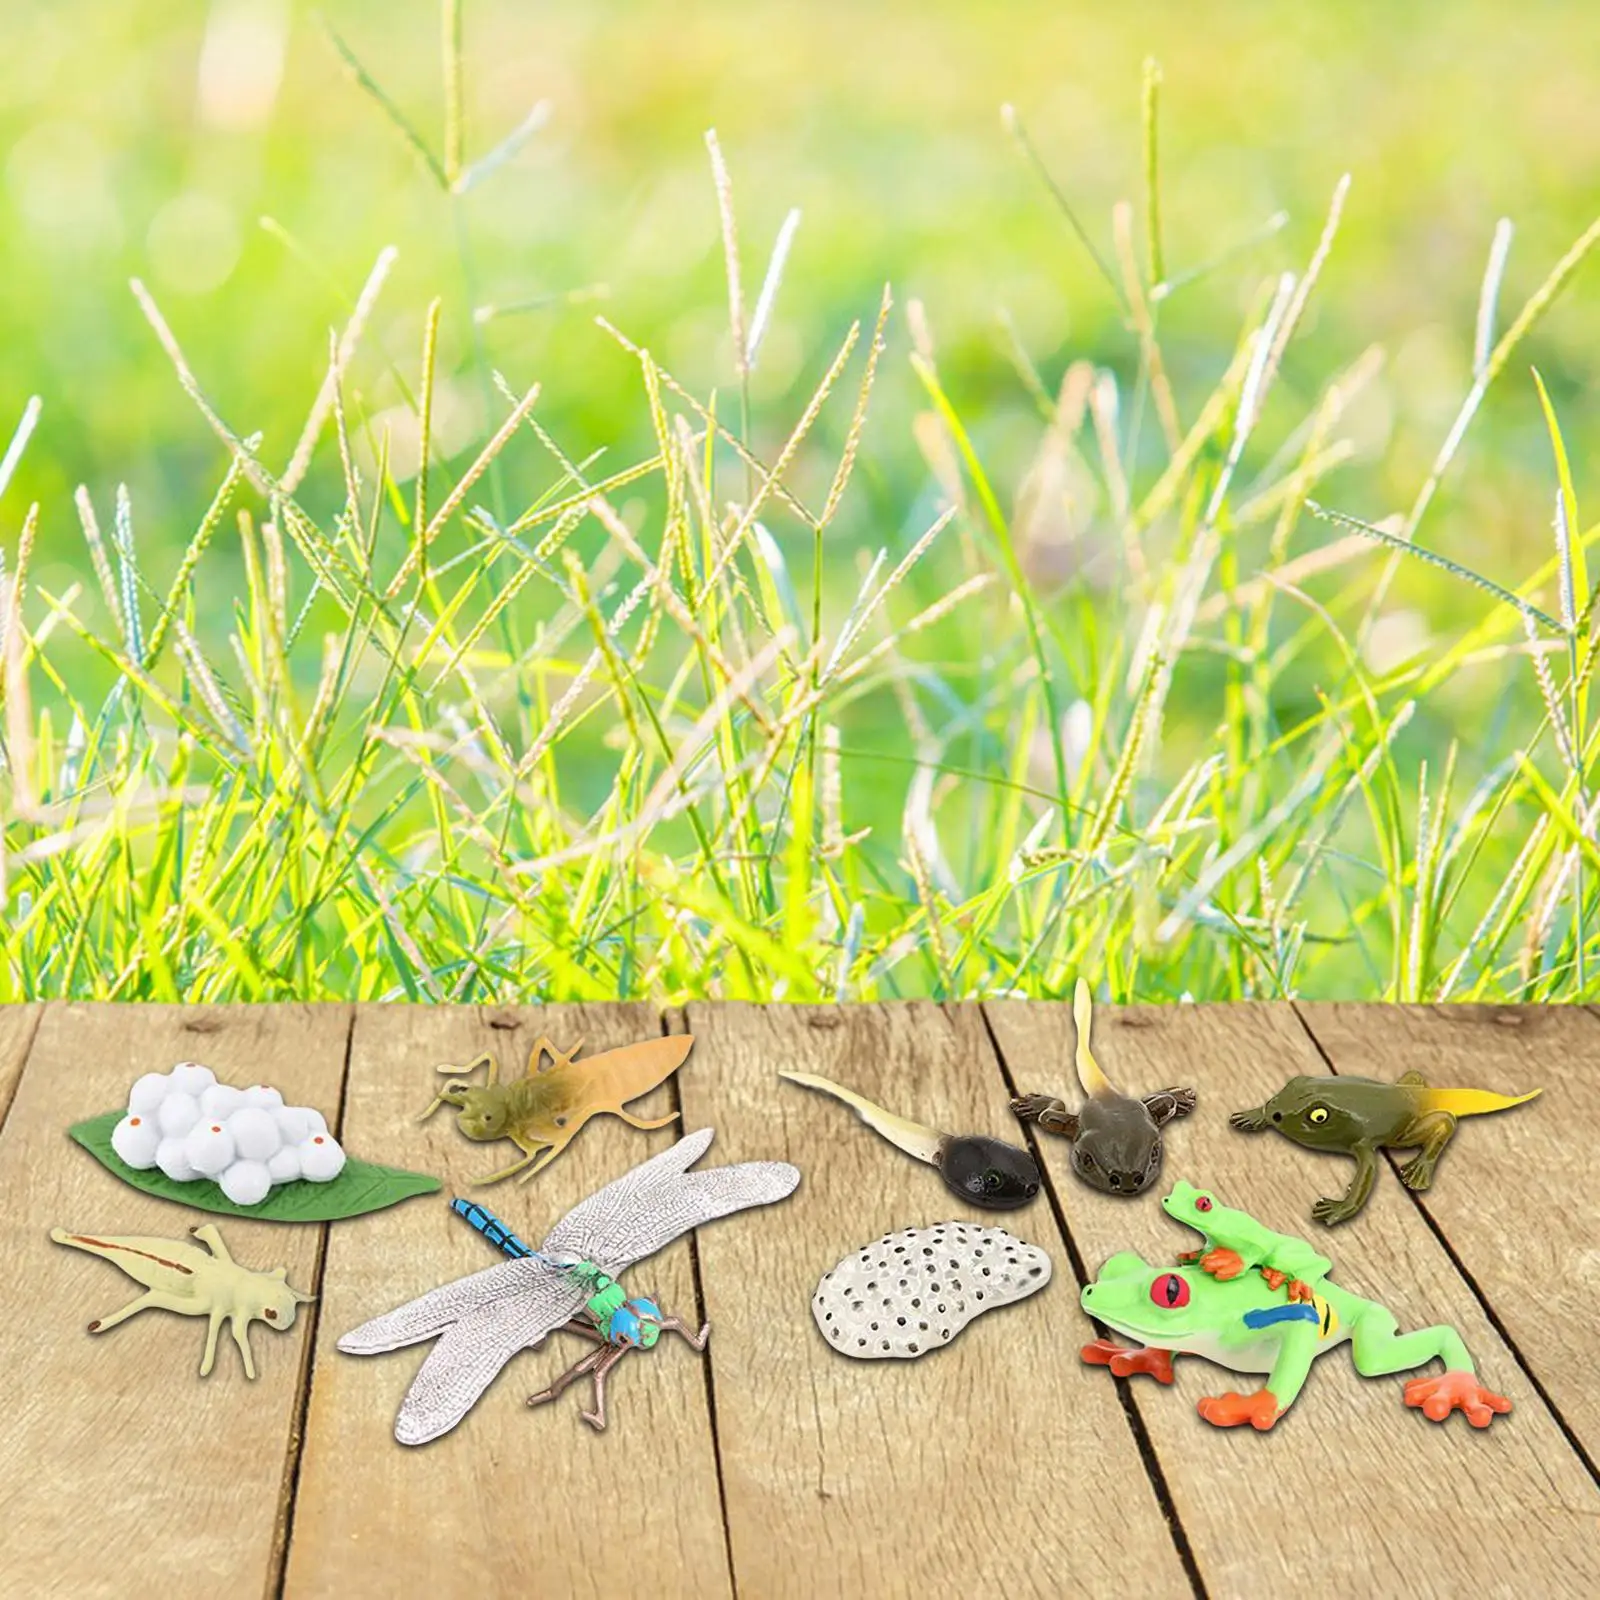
[1150,1272,1190,1309]
[1195,1195,1213,1213]
[1307,1106,1330,1125]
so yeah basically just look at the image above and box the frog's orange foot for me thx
[1199,1247,1244,1281]
[1176,1250,1202,1265]
[1197,1389,1282,1430]
[1259,1267,1287,1291]
[1403,1370,1512,1428]
[1286,1279,1314,1303]
[1081,1338,1175,1384]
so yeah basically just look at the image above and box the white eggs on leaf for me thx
[157,1093,201,1138]
[266,1145,302,1185]
[111,1113,161,1169]
[184,1119,236,1177]
[113,1065,347,1206]
[229,1107,282,1162]
[273,1106,316,1145]
[298,1133,346,1182]
[156,1137,198,1182]
[168,1063,217,1097]
[200,1084,245,1121]
[127,1073,171,1116]
[219,1160,272,1207]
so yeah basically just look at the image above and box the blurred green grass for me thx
[7,0,1599,561]
[4,0,1600,1001]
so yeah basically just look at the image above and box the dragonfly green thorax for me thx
[448,1201,667,1350]
[564,1258,665,1350]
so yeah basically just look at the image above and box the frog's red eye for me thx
[1195,1196,1213,1213]
[1151,1272,1190,1309]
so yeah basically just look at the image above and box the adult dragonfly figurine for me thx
[337,1128,800,1442]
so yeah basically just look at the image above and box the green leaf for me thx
[68,1111,441,1223]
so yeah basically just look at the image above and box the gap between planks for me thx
[267,1007,358,1600]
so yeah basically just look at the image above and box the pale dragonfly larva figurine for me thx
[51,1222,314,1378]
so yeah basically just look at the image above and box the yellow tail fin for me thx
[1074,979,1117,1100]
[1415,1086,1541,1118]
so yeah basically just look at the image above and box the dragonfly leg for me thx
[472,1141,549,1185]
[526,1344,607,1410]
[658,1314,711,1352]
[513,1135,575,1183]
[613,1107,681,1131]
[580,1345,631,1432]
[528,1035,583,1072]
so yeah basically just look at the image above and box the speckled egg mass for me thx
[812,1223,1052,1359]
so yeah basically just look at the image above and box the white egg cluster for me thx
[110,1061,346,1206]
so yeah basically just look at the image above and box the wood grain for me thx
[0,1001,42,1127]
[984,999,1600,1599]
[0,1003,351,1600]
[681,1001,1191,1600]
[284,1003,733,1600]
[1298,1001,1600,1465]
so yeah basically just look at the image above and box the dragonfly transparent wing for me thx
[540,1126,800,1277]
[338,1256,586,1446]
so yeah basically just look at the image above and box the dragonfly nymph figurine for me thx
[337,1128,800,1442]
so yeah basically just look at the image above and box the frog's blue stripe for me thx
[1242,1303,1319,1329]
[450,1197,534,1259]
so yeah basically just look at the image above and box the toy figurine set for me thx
[51,989,1538,1439]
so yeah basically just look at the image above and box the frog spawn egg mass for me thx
[811,1224,1052,1360]
[112,1063,344,1202]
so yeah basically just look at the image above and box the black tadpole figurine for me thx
[778,1072,1041,1209]
[1010,980,1196,1195]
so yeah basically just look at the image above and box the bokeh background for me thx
[4,0,1600,1000]
[7,0,1599,570]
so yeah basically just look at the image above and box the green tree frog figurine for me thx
[1079,1181,1513,1431]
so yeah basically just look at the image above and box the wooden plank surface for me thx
[0,1000,41,1126]
[983,999,1600,1599]
[1297,1002,1600,1467]
[0,1003,352,1600]
[284,1003,734,1600]
[3,1001,1597,1600]
[682,1001,1191,1600]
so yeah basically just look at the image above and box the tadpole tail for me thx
[1073,979,1120,1101]
[778,1071,945,1166]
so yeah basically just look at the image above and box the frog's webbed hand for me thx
[1229,1105,1270,1133]
[1143,1087,1197,1126]
[1011,1094,1079,1140]
[1198,1247,1246,1281]
[1311,1141,1378,1226]
[1198,1325,1317,1430]
[1081,1337,1175,1384]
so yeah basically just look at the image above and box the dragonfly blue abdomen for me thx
[450,1197,534,1259]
